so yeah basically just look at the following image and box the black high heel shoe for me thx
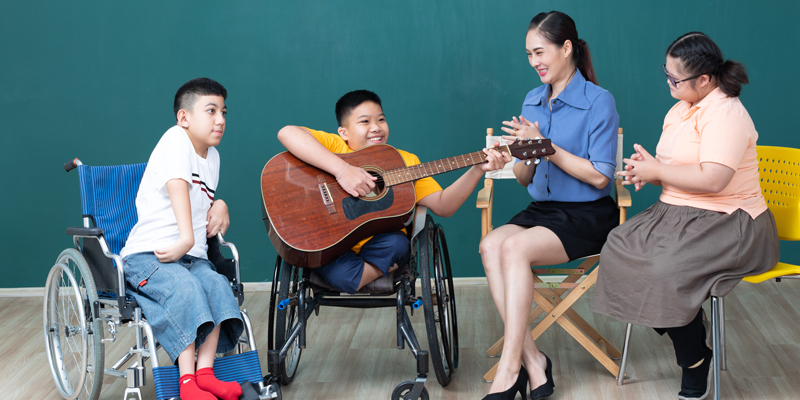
[530,353,555,399]
[482,365,529,400]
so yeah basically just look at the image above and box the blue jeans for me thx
[314,231,410,294]
[122,252,243,363]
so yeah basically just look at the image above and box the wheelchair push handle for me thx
[64,158,83,172]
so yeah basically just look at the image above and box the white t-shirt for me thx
[120,125,220,259]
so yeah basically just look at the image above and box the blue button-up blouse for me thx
[519,70,619,202]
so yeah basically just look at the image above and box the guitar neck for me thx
[382,146,509,186]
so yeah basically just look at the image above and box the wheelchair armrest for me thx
[476,179,494,209]
[208,233,243,305]
[66,226,104,237]
[411,206,429,240]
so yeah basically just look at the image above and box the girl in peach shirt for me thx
[593,32,779,400]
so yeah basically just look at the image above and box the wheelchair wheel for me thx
[273,261,303,385]
[433,226,459,373]
[417,217,457,386]
[43,248,104,400]
[391,380,429,400]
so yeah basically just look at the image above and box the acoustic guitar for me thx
[261,139,555,268]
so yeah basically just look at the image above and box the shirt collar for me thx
[523,69,591,109]
[678,87,727,119]
[693,87,727,109]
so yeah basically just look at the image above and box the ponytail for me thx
[574,38,598,85]
[716,59,748,97]
[528,11,599,85]
[666,32,748,97]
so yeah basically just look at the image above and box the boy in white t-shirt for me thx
[120,78,243,400]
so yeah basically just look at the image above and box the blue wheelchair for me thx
[44,159,277,400]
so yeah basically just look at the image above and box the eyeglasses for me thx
[661,65,704,87]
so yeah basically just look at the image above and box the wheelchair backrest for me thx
[78,163,147,255]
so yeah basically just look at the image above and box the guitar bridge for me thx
[318,175,336,214]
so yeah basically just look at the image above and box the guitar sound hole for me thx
[365,170,385,199]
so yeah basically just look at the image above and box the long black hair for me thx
[666,32,748,97]
[528,11,597,85]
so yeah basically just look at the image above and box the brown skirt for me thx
[592,201,780,328]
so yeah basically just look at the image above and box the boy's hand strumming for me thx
[337,164,377,197]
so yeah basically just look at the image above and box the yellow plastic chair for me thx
[617,145,800,400]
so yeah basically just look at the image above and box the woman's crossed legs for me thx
[480,224,569,394]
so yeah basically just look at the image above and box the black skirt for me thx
[507,196,619,261]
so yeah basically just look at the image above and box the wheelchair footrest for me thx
[153,350,263,400]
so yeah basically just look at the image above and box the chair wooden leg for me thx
[483,261,621,380]
[530,270,620,377]
[617,323,632,386]
[711,296,721,400]
[534,280,622,359]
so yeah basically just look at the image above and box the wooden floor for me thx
[3,280,800,400]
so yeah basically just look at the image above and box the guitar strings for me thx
[346,151,492,186]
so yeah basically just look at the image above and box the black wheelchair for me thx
[44,159,276,400]
[262,205,459,399]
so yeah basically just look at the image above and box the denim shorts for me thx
[122,252,244,363]
[314,231,410,294]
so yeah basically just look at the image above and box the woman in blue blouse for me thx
[479,11,620,400]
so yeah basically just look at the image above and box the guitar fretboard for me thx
[383,148,507,186]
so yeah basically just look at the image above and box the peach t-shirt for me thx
[656,87,767,219]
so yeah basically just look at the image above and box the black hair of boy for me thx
[173,77,228,120]
[335,90,383,127]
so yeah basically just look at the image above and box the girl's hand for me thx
[501,116,542,139]
[617,144,659,191]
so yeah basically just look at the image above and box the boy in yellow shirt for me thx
[277,90,510,293]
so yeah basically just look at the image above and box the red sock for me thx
[179,374,216,400]
[195,367,243,400]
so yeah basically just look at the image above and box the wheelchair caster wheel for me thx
[391,380,429,400]
[263,382,281,400]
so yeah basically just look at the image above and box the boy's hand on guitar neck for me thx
[337,163,377,197]
[478,144,513,172]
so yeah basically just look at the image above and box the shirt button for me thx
[545,174,548,178]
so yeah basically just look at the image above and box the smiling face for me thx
[337,101,388,151]
[177,94,226,158]
[526,29,574,86]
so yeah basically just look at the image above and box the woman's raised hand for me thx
[501,116,541,142]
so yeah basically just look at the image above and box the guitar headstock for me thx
[503,138,556,160]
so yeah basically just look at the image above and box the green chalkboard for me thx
[2,0,799,288]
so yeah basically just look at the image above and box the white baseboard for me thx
[0,287,44,297]
[1,276,579,297]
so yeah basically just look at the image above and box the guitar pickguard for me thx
[342,187,395,220]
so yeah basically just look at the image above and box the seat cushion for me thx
[308,263,410,295]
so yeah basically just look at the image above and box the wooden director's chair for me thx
[476,127,631,382]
